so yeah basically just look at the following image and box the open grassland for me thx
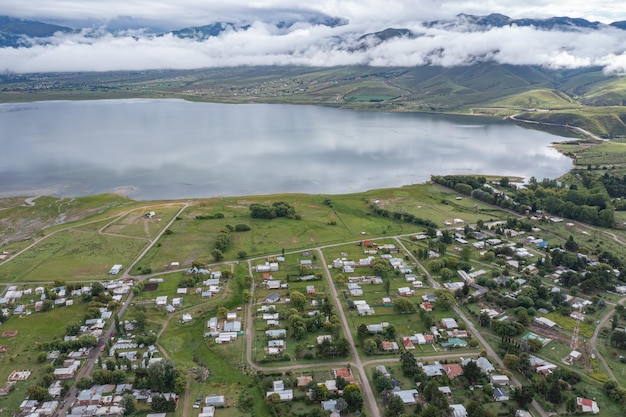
[133,184,513,274]
[0,302,90,412]
[101,205,180,240]
[489,89,578,109]
[0,224,148,282]
[0,194,136,247]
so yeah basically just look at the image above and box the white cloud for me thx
[1,1,626,73]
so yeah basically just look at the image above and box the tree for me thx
[479,312,492,327]
[383,278,391,296]
[121,393,136,415]
[547,377,563,404]
[217,307,228,320]
[65,322,81,336]
[357,323,369,340]
[343,384,363,412]
[564,235,579,252]
[27,385,50,401]
[511,385,534,408]
[421,404,442,417]
[393,297,416,313]
[211,249,224,261]
[503,354,519,369]
[383,392,405,417]
[364,339,378,355]
[134,311,147,332]
[147,359,177,393]
[373,370,392,392]
[290,290,306,311]
[462,360,482,384]
[434,290,455,310]
[335,398,349,412]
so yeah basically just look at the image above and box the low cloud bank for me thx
[2,21,626,73]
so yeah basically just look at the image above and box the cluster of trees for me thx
[250,201,296,219]
[603,380,626,404]
[610,329,626,349]
[369,204,438,229]
[316,337,350,358]
[41,334,97,353]
[133,359,187,394]
[27,365,71,401]
[433,174,616,227]
[195,212,225,220]
[284,308,342,342]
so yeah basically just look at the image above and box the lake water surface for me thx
[0,99,571,200]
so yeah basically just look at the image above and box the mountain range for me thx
[1,12,625,48]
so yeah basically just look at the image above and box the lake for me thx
[0,99,571,200]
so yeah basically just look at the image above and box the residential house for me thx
[420,362,444,377]
[450,404,468,417]
[366,323,385,333]
[490,375,510,386]
[381,341,399,351]
[462,357,495,374]
[576,397,600,414]
[376,365,390,378]
[441,318,459,329]
[296,376,313,387]
[393,389,419,405]
[398,287,414,297]
[266,329,287,339]
[265,292,281,304]
[493,387,509,401]
[443,363,463,379]
[402,338,415,350]
[266,380,293,401]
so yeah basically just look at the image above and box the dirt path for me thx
[590,296,626,381]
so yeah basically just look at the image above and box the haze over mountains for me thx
[1,10,626,73]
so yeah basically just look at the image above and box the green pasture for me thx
[0,223,147,282]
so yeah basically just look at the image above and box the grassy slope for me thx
[2,64,626,137]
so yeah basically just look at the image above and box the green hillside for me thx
[1,64,625,136]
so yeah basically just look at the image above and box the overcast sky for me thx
[1,0,626,73]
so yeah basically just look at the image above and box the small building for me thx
[306,285,315,295]
[109,264,123,275]
[490,375,510,386]
[393,389,419,405]
[398,287,414,297]
[265,292,281,304]
[450,404,468,417]
[441,318,459,329]
[493,387,509,401]
[205,396,225,407]
[576,397,599,414]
